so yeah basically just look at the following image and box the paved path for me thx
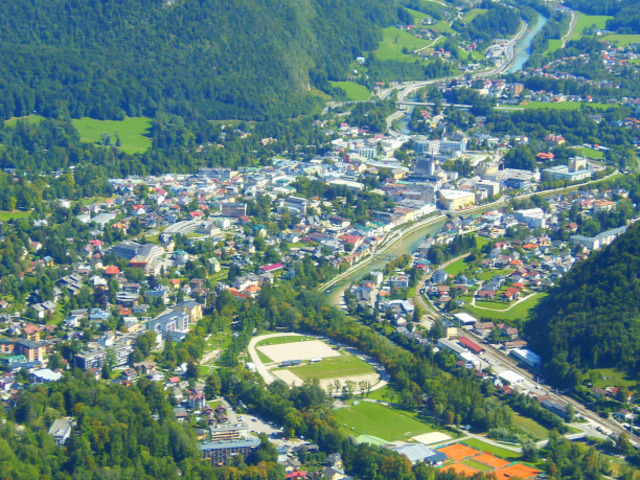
[562,9,577,48]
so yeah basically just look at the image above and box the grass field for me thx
[572,146,604,160]
[474,299,511,311]
[333,402,434,441]
[72,116,152,154]
[461,293,547,322]
[474,269,514,281]
[602,34,640,47]
[475,236,491,249]
[445,258,470,276]
[461,9,487,23]
[512,413,550,440]
[519,101,614,111]
[290,354,375,381]
[463,459,494,473]
[0,210,31,221]
[375,27,431,62]
[545,39,564,55]
[4,114,45,127]
[571,13,612,40]
[256,335,314,348]
[366,384,399,403]
[590,367,637,390]
[463,439,521,460]
[330,81,371,101]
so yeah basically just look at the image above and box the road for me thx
[561,9,577,48]
[379,17,529,102]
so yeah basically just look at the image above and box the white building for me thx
[514,208,546,228]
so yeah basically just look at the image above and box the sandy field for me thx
[272,369,304,386]
[258,340,341,363]
[412,432,452,445]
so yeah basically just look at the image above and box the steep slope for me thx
[0,0,394,121]
[526,221,640,376]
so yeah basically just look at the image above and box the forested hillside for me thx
[526,221,640,382]
[0,0,394,121]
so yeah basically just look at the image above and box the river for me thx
[396,13,548,135]
[328,13,549,302]
[507,13,548,74]
[324,217,447,306]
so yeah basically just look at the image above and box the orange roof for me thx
[494,463,542,480]
[246,285,261,294]
[170,279,181,285]
[442,463,479,477]
[522,243,538,249]
[105,266,120,275]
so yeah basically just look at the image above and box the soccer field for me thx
[332,402,435,442]
[292,354,375,380]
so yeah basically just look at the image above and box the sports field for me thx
[443,462,479,477]
[463,438,522,460]
[72,116,152,154]
[258,339,340,363]
[333,402,434,442]
[438,443,481,461]
[292,354,375,380]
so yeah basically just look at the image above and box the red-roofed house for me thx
[105,265,120,276]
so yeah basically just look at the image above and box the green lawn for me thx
[72,116,152,154]
[572,146,604,160]
[445,258,470,276]
[461,9,487,24]
[331,81,372,101]
[256,335,314,348]
[545,39,564,55]
[463,459,494,473]
[475,236,491,249]
[4,114,45,127]
[0,210,31,221]
[332,402,434,442]
[374,27,431,62]
[601,34,640,47]
[474,299,511,311]
[571,13,612,40]
[590,367,637,390]
[519,101,614,111]
[475,269,514,281]
[512,413,550,440]
[460,293,547,322]
[431,20,455,35]
[463,438,522,460]
[366,384,399,403]
[289,353,375,381]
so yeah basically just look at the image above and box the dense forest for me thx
[526,221,640,383]
[0,0,396,121]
